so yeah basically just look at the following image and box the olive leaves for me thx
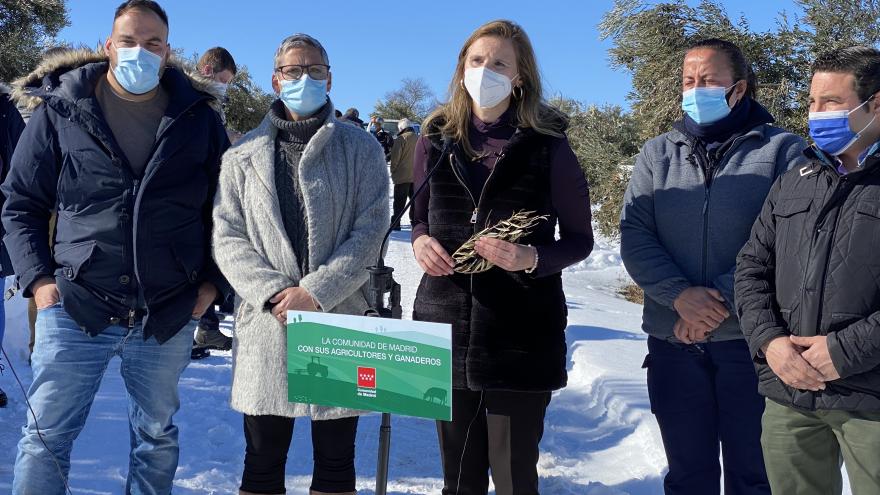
[452,210,548,274]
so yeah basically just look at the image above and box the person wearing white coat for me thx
[212,33,389,495]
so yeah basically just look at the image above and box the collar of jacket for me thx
[804,143,880,174]
[10,47,224,115]
[397,127,414,137]
[666,121,768,151]
[225,100,338,200]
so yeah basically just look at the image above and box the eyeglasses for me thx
[274,64,330,81]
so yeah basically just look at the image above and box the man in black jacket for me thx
[736,46,880,494]
[1,2,229,492]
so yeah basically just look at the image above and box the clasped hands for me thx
[672,286,730,344]
[672,286,839,391]
[269,287,319,324]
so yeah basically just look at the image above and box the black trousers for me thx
[392,182,413,229]
[241,414,358,494]
[437,389,551,495]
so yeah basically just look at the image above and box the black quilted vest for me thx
[412,127,568,391]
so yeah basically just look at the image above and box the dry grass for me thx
[619,283,644,304]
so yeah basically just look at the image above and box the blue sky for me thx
[58,0,798,116]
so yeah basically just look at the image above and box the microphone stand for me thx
[365,139,450,495]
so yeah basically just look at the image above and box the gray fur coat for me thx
[212,104,389,419]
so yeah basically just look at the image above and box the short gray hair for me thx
[398,118,412,131]
[274,33,330,68]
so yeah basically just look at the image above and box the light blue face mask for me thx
[279,76,327,117]
[808,99,876,156]
[681,85,736,125]
[113,45,163,95]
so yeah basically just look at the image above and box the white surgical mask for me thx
[463,67,517,109]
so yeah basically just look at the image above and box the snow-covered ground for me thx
[0,217,853,494]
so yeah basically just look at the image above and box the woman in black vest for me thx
[410,19,593,495]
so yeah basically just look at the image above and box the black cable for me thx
[377,139,452,267]
[1,345,74,495]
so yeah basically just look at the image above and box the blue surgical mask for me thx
[113,45,163,95]
[808,99,876,156]
[681,85,736,125]
[279,76,327,117]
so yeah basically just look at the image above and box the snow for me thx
[0,215,854,494]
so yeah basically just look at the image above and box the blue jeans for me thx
[644,336,770,495]
[13,304,193,495]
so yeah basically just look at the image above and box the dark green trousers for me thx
[761,398,880,495]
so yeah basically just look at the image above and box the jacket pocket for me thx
[772,197,812,257]
[829,312,865,333]
[172,243,204,284]
[850,201,880,265]
[53,240,97,280]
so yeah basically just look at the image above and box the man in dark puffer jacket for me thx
[736,46,880,495]
[2,2,230,492]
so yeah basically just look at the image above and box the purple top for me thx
[411,109,594,277]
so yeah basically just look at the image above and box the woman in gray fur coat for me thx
[212,34,389,495]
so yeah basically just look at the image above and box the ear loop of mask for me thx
[724,81,743,107]
[854,95,879,165]
[851,96,877,134]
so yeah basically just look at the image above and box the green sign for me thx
[286,311,452,421]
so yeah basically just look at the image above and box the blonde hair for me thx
[424,20,565,157]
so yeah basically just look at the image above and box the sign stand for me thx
[365,261,402,495]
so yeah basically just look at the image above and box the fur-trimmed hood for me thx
[11,47,223,113]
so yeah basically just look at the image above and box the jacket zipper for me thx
[701,166,715,285]
[449,153,478,221]
[450,152,505,224]
[130,99,206,316]
[810,172,861,336]
[473,153,505,224]
[449,150,506,294]
[696,134,752,285]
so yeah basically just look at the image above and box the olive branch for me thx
[452,210,549,274]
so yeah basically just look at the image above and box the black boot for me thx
[190,344,211,360]
[194,327,232,351]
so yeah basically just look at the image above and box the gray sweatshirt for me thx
[621,123,808,342]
